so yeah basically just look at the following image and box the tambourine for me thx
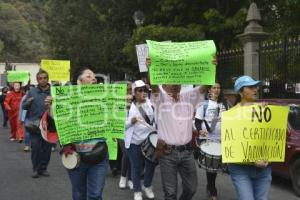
[61,151,80,170]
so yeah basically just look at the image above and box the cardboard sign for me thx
[136,44,149,72]
[41,59,70,81]
[51,84,127,145]
[7,71,30,84]
[147,40,216,85]
[221,104,289,163]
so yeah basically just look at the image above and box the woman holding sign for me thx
[227,76,271,200]
[194,82,229,200]
[49,69,109,200]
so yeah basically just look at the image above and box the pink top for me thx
[151,86,204,145]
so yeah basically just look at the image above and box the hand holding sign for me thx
[221,104,289,163]
[146,40,216,85]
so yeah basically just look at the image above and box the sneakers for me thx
[128,180,133,190]
[211,196,218,200]
[9,138,16,142]
[32,171,39,178]
[38,170,50,177]
[119,176,127,189]
[142,186,155,199]
[23,146,30,152]
[134,192,143,200]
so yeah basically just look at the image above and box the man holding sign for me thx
[223,75,289,200]
[146,40,217,200]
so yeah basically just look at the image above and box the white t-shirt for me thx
[194,100,227,140]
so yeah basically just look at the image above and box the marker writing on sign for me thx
[252,105,271,123]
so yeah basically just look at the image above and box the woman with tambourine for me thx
[45,68,109,200]
[125,80,156,200]
[194,82,229,200]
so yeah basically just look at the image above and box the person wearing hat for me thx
[125,80,156,200]
[227,75,271,200]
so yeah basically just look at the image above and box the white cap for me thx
[132,80,146,95]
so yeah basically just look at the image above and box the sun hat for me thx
[132,80,146,95]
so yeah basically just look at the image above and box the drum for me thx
[40,111,59,144]
[141,131,158,163]
[61,151,80,170]
[197,140,225,173]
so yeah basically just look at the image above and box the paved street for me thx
[0,112,298,200]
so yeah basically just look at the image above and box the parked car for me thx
[258,99,300,196]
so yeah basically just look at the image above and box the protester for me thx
[194,82,229,200]
[0,86,9,128]
[23,70,52,178]
[56,68,108,200]
[228,75,271,200]
[4,82,25,142]
[19,85,35,152]
[125,80,156,200]
[147,57,217,200]
[119,82,133,190]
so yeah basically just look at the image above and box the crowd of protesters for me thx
[0,59,273,200]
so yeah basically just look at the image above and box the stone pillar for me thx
[237,2,269,80]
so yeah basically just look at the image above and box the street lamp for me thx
[133,10,145,26]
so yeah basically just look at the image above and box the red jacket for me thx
[4,90,25,114]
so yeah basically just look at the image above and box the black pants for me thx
[206,172,217,196]
[29,132,52,172]
[1,107,8,127]
[118,139,131,179]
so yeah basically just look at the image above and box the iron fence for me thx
[217,48,244,89]
[259,38,300,99]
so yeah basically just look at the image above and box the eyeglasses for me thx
[136,88,147,93]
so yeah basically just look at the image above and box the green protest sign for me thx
[146,40,216,85]
[51,84,127,145]
[107,138,118,160]
[7,71,30,84]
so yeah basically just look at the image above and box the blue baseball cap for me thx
[234,75,261,92]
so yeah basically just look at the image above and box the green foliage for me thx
[1,0,299,81]
[0,1,49,62]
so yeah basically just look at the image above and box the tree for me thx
[0,1,49,62]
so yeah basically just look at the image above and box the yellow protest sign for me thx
[221,104,289,163]
[41,59,70,81]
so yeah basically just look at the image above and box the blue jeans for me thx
[228,164,272,200]
[159,149,197,200]
[67,155,108,200]
[22,123,30,146]
[126,144,156,192]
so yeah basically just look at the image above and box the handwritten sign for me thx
[221,104,289,163]
[7,71,30,84]
[41,59,70,81]
[136,44,149,72]
[51,84,127,145]
[107,138,118,160]
[146,40,216,85]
